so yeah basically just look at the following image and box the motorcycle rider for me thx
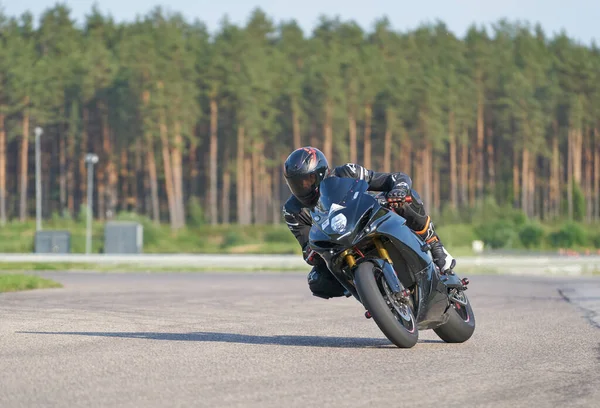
[282,146,456,300]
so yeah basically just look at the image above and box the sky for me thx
[1,0,598,45]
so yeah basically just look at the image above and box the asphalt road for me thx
[1,271,599,408]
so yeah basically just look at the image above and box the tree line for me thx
[0,5,599,229]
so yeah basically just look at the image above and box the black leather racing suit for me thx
[282,163,430,299]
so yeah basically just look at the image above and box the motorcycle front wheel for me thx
[354,261,419,348]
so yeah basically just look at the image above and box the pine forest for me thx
[1,5,600,234]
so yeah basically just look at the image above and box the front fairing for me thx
[308,178,379,272]
[310,178,371,241]
[310,192,378,247]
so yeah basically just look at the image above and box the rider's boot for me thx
[415,216,456,274]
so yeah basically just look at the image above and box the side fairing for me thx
[365,211,450,328]
[367,211,433,270]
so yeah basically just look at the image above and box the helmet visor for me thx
[285,173,318,200]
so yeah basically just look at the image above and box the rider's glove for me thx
[386,182,410,208]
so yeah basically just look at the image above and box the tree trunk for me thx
[251,142,260,223]
[594,127,599,221]
[100,101,117,220]
[120,148,129,212]
[264,169,272,224]
[209,97,219,225]
[567,129,573,220]
[107,138,118,219]
[448,111,457,207]
[585,132,593,221]
[543,157,550,220]
[529,159,535,218]
[292,97,301,149]
[259,152,269,224]
[476,87,485,202]
[469,138,476,208]
[221,169,231,224]
[43,139,52,216]
[59,132,67,214]
[188,139,198,200]
[364,104,372,169]
[411,149,422,197]
[172,123,185,227]
[459,138,468,208]
[309,120,318,147]
[244,156,253,223]
[323,100,333,161]
[433,162,440,216]
[400,127,412,177]
[486,126,495,198]
[0,113,5,225]
[159,110,177,229]
[551,126,560,218]
[521,148,529,216]
[573,128,583,185]
[236,125,249,225]
[134,138,142,213]
[96,142,106,221]
[513,147,519,208]
[66,115,76,217]
[272,165,281,224]
[142,88,159,222]
[146,140,160,224]
[80,106,89,209]
[257,151,267,225]
[19,99,30,222]
[219,144,230,224]
[423,141,432,214]
[348,112,357,163]
[383,109,393,173]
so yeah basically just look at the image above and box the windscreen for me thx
[316,177,368,212]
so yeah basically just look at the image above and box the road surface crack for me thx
[558,288,600,330]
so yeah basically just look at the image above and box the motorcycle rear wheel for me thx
[354,261,419,348]
[433,290,476,343]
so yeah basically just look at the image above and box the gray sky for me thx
[1,0,598,44]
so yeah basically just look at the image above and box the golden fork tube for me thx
[341,249,357,268]
[373,238,392,264]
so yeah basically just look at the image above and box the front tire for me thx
[433,290,476,343]
[354,261,419,348]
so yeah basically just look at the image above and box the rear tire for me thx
[433,291,475,343]
[354,261,419,348]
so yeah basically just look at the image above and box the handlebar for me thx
[374,192,412,209]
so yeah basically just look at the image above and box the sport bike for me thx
[308,177,475,348]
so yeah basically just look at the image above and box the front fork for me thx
[342,236,391,267]
[344,237,410,300]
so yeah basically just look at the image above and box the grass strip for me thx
[0,273,63,292]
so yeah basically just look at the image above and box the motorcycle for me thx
[308,177,476,348]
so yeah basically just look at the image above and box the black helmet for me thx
[283,147,329,207]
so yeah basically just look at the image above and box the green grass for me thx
[0,217,303,255]
[0,262,310,273]
[0,273,63,292]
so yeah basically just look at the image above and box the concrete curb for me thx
[1,253,599,276]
